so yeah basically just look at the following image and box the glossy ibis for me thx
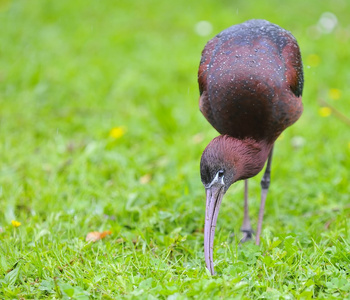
[198,19,303,275]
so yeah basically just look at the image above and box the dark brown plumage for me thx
[199,19,303,275]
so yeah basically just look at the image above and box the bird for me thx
[198,19,303,275]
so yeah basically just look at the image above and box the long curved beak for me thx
[204,184,225,275]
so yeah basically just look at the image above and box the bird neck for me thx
[224,136,273,181]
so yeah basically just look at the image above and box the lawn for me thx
[0,0,350,299]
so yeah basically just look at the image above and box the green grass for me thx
[1,0,350,298]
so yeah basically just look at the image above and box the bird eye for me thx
[218,170,224,178]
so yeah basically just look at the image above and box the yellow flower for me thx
[140,174,152,184]
[307,54,321,67]
[329,88,341,100]
[11,220,21,227]
[318,107,332,117]
[109,126,126,139]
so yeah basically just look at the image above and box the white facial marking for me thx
[206,170,224,189]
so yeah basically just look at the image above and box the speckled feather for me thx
[198,19,303,143]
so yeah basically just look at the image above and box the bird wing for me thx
[198,20,303,142]
[198,36,220,127]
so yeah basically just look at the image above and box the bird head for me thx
[200,135,269,274]
[200,135,237,275]
[200,140,237,193]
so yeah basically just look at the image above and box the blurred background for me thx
[0,0,349,287]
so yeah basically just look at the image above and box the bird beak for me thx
[204,183,225,275]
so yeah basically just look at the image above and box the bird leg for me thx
[240,179,253,243]
[255,146,274,246]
